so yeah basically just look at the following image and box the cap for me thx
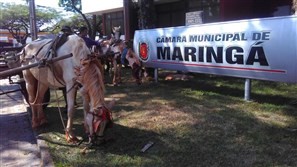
[61,26,72,33]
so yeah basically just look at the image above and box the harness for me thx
[37,35,70,86]
[87,105,113,134]
[45,34,72,86]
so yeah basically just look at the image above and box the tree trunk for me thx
[138,0,156,29]
[70,0,92,37]
[293,0,297,14]
[91,15,97,40]
[138,0,156,77]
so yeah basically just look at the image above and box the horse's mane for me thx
[75,58,105,108]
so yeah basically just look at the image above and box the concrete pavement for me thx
[0,78,53,167]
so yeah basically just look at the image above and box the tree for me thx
[138,0,156,29]
[0,2,61,44]
[137,0,156,78]
[58,0,97,39]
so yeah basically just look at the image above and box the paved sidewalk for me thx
[0,79,53,167]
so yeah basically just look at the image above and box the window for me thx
[155,0,220,28]
[105,11,124,37]
[188,0,220,23]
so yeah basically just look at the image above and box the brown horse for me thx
[75,57,114,145]
[20,35,94,142]
[94,37,123,86]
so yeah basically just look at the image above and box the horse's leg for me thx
[112,58,118,85]
[82,94,90,134]
[34,82,49,126]
[23,70,39,128]
[80,89,93,143]
[65,86,78,142]
[105,59,110,74]
[117,63,122,83]
[85,113,94,144]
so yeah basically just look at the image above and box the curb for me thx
[37,135,55,167]
[25,105,55,167]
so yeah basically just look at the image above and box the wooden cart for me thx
[0,47,72,108]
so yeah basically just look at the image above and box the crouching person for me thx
[125,46,142,85]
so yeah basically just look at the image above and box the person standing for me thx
[78,26,100,48]
[125,44,142,85]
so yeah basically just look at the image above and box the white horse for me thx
[20,35,92,142]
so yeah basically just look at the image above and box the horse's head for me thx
[112,26,121,40]
[96,40,110,55]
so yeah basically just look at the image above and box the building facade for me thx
[81,0,292,41]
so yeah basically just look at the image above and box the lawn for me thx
[38,67,297,167]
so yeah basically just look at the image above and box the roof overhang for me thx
[82,0,124,15]
[81,0,182,15]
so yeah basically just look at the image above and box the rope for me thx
[25,93,65,106]
[50,61,66,130]
[29,64,42,105]
[28,41,52,106]
[27,55,67,130]
[53,87,66,130]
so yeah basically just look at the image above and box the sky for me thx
[0,0,74,19]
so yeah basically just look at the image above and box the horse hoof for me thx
[39,118,48,126]
[113,83,120,86]
[65,132,79,143]
[32,124,39,129]
[32,120,40,129]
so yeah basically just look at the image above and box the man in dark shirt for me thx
[78,26,100,48]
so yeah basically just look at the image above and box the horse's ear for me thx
[18,48,26,62]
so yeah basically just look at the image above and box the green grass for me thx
[38,68,297,167]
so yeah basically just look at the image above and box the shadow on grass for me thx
[37,107,163,153]
[175,107,297,167]
[36,70,297,166]
[156,74,297,108]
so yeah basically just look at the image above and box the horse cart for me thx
[0,46,72,107]
[0,47,31,104]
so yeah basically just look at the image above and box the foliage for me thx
[58,0,81,13]
[0,2,61,44]
[58,0,95,38]
[48,14,102,39]
[49,14,90,34]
